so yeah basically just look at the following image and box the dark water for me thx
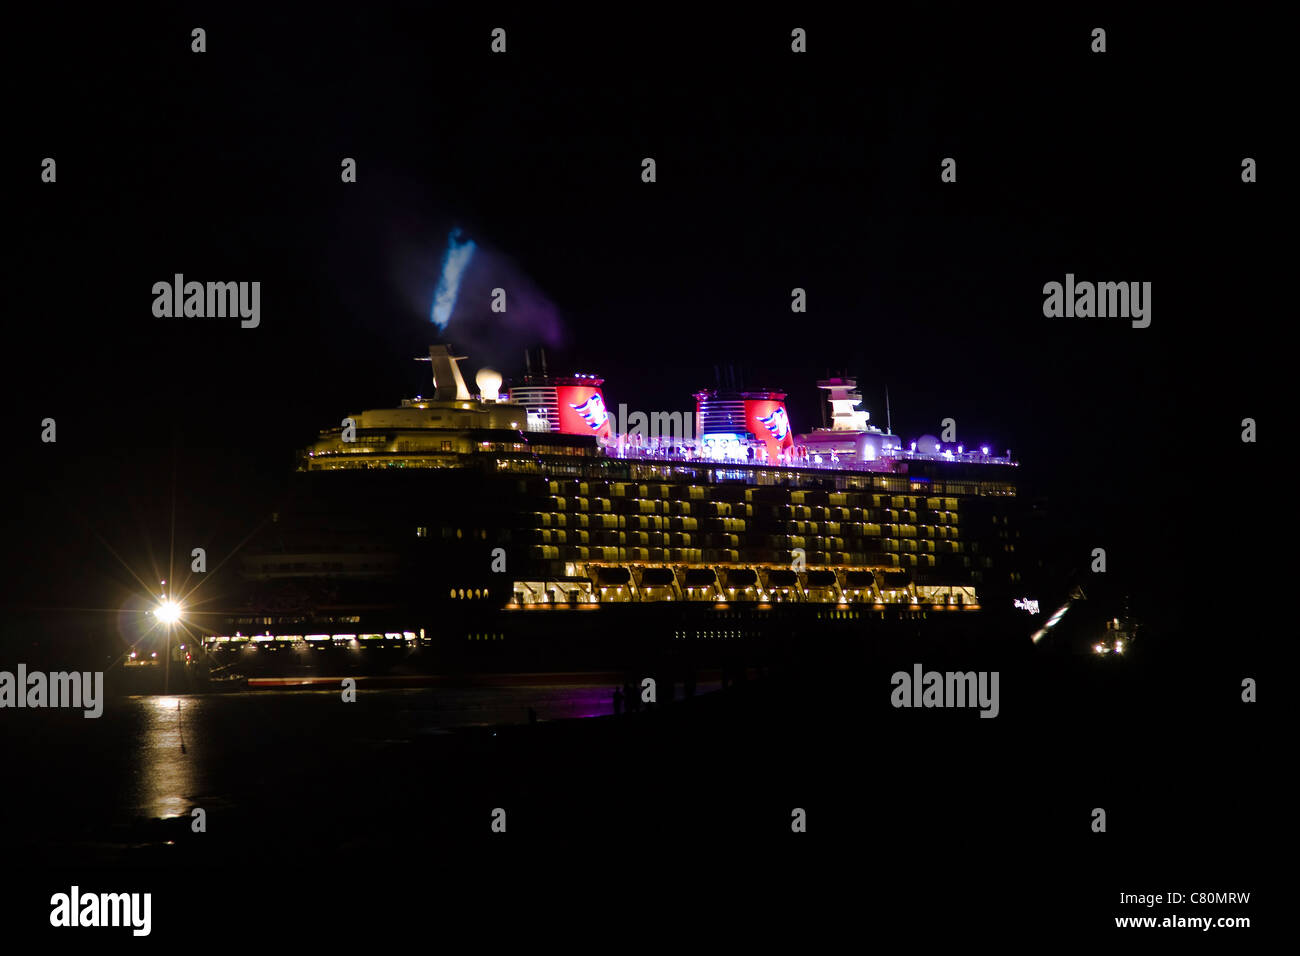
[4,681,721,859]
[0,652,1277,940]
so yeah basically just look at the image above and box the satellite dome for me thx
[916,434,941,454]
[475,368,503,401]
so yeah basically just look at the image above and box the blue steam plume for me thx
[431,227,477,329]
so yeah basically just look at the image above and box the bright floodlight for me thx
[155,600,182,625]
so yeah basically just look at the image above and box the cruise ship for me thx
[178,346,1034,683]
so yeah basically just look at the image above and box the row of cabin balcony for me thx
[528,499,962,527]
[504,458,1015,497]
[543,480,963,512]
[526,544,951,568]
[616,464,919,494]
[527,511,964,542]
[533,493,963,517]
[526,528,967,554]
[508,460,1016,497]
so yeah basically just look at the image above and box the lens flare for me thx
[155,600,182,625]
[1030,598,1072,643]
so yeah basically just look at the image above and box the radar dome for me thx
[475,368,503,401]
[916,434,941,454]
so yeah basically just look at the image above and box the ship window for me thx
[459,589,465,599]
[442,441,453,451]
[416,526,428,538]
[450,588,456,599]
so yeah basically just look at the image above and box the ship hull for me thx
[130,601,1034,693]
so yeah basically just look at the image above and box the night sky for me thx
[0,7,1283,941]
[7,7,1278,650]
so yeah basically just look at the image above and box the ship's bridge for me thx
[352,398,526,431]
[300,399,601,471]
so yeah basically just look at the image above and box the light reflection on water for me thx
[137,697,197,818]
[128,683,722,819]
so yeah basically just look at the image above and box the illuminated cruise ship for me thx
[195,346,1031,678]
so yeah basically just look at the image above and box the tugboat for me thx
[116,639,210,694]
[1092,599,1138,657]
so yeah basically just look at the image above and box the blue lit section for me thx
[701,433,746,460]
[431,228,477,329]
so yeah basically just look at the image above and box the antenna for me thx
[885,385,892,435]
[524,350,532,375]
